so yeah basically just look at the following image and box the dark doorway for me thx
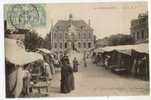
[72,42,75,50]
[65,42,67,48]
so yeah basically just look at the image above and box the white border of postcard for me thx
[0,0,150,100]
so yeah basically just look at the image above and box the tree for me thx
[44,33,51,50]
[108,34,135,46]
[24,30,45,51]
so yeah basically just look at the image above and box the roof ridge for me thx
[52,19,93,31]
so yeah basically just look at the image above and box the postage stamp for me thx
[5,4,46,29]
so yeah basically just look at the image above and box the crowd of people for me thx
[91,49,149,81]
[6,45,89,97]
[91,52,110,68]
[28,53,80,95]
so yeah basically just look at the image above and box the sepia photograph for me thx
[4,1,149,98]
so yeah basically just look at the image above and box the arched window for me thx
[88,42,91,48]
[60,43,62,49]
[83,42,86,48]
[78,42,81,48]
[55,43,57,48]
[83,33,85,39]
[137,32,139,40]
[65,42,68,48]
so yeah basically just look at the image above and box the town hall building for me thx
[50,14,95,52]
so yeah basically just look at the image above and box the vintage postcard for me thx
[4,1,149,98]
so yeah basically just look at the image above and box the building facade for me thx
[130,12,148,43]
[51,14,95,52]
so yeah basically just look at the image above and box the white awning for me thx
[5,38,43,65]
[94,48,104,53]
[37,48,52,54]
[103,44,149,54]
[96,43,149,54]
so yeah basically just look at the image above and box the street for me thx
[48,52,149,96]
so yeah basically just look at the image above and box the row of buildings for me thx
[95,12,148,47]
[5,12,148,52]
[130,12,148,43]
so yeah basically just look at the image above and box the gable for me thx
[52,20,93,33]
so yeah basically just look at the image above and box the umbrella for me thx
[5,38,43,65]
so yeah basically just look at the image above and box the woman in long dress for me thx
[73,57,79,72]
[83,52,87,67]
[60,57,75,93]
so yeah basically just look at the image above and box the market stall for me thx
[5,38,50,97]
[37,48,56,74]
[94,43,149,79]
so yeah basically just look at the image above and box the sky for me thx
[6,2,148,39]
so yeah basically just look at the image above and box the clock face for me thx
[9,4,43,29]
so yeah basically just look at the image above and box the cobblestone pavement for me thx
[48,58,150,97]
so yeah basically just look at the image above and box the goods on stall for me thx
[5,38,51,97]
[94,43,149,80]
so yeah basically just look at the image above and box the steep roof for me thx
[52,20,93,32]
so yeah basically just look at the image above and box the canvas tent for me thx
[97,43,149,80]
[93,47,104,53]
[5,38,44,97]
[5,38,43,65]
[102,43,148,54]
[37,48,52,54]
[130,50,149,80]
